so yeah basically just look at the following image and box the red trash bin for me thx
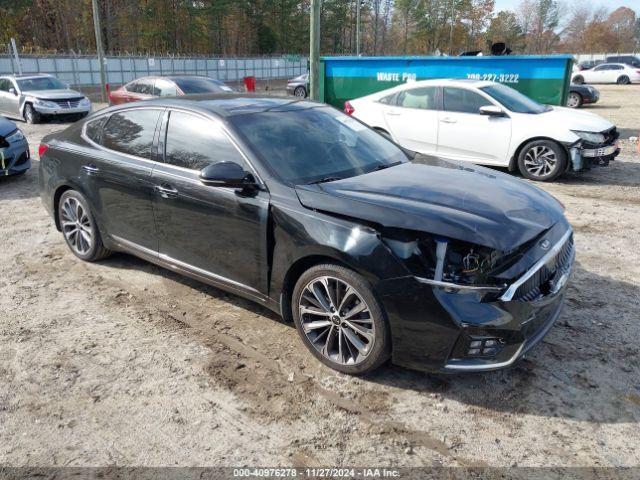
[243,76,256,92]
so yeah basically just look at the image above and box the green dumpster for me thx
[319,55,574,108]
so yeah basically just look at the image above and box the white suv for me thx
[346,79,619,181]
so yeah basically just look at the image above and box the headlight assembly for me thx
[5,129,25,143]
[381,230,508,292]
[572,130,605,144]
[80,97,91,106]
[35,99,58,109]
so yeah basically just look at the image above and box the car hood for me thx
[295,158,566,252]
[24,89,85,100]
[0,116,18,137]
[538,106,613,132]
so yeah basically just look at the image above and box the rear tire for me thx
[617,75,631,85]
[294,86,307,98]
[567,92,583,108]
[58,190,111,262]
[24,104,40,124]
[517,140,567,182]
[572,75,584,85]
[292,263,391,375]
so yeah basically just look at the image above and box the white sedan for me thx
[346,79,619,181]
[572,63,640,85]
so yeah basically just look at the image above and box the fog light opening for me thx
[466,337,504,358]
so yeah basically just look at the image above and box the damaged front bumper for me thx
[0,134,30,176]
[568,127,620,172]
[377,226,575,373]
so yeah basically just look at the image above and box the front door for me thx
[382,86,440,154]
[0,79,20,118]
[151,110,269,296]
[437,87,512,166]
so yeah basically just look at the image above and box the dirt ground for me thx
[1,85,639,470]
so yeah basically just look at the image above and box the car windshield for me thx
[229,105,407,185]
[480,83,549,114]
[17,77,67,91]
[172,77,233,94]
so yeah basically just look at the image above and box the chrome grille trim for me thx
[500,228,574,302]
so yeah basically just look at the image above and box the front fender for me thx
[268,202,409,301]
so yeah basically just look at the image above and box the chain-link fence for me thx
[575,52,638,63]
[0,52,308,97]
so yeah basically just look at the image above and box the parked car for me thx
[39,95,575,375]
[286,73,308,98]
[605,55,640,68]
[577,60,603,71]
[108,75,235,105]
[0,116,30,176]
[567,84,599,108]
[0,74,91,124]
[572,63,640,85]
[346,79,619,181]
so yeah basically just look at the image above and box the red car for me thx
[108,75,235,105]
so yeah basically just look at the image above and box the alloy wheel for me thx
[298,276,375,366]
[294,86,306,98]
[60,196,93,255]
[524,145,557,178]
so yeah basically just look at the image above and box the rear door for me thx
[436,87,512,165]
[381,86,440,154]
[151,109,270,296]
[86,107,163,252]
[585,65,610,83]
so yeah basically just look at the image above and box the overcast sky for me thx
[493,0,640,14]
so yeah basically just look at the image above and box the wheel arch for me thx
[279,254,353,323]
[509,136,570,172]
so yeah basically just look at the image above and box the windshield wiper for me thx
[366,161,403,174]
[306,176,343,185]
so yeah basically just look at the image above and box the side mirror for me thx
[8,88,17,96]
[479,105,506,117]
[200,161,256,189]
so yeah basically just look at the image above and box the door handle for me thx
[155,184,178,198]
[440,117,457,124]
[386,110,401,116]
[82,164,99,175]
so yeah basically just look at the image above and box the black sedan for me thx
[567,84,600,108]
[39,95,574,374]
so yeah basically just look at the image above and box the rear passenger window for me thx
[85,116,107,143]
[101,109,161,158]
[443,87,492,114]
[164,111,245,170]
[396,87,438,110]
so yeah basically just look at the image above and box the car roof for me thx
[102,94,318,118]
[365,78,493,98]
[1,73,55,80]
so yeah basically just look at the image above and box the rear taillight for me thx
[344,101,355,116]
[38,143,49,158]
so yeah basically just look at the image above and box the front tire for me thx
[617,75,631,85]
[572,75,584,85]
[58,190,111,261]
[24,104,40,124]
[517,140,567,182]
[567,92,583,108]
[292,264,391,375]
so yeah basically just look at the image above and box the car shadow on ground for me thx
[0,163,39,200]
[102,251,639,424]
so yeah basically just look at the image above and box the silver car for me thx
[0,74,91,124]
